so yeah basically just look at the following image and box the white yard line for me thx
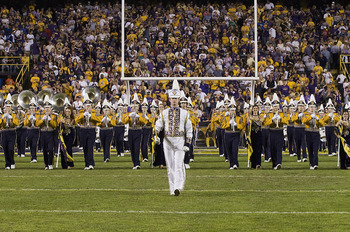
[0,209,348,215]
[0,188,347,193]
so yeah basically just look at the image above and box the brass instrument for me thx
[18,90,36,109]
[0,93,4,106]
[11,94,19,111]
[82,87,101,104]
[37,89,53,106]
[51,93,67,112]
[274,111,280,128]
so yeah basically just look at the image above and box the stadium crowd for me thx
[0,1,350,121]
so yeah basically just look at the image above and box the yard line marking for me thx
[0,188,348,193]
[0,175,346,178]
[0,209,348,215]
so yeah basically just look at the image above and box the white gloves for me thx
[225,112,230,116]
[298,113,303,118]
[264,114,267,119]
[154,136,160,145]
[2,113,10,119]
[229,119,237,126]
[272,114,281,121]
[311,114,319,120]
[102,116,110,123]
[144,115,149,120]
[42,115,51,121]
[29,115,36,121]
[130,112,140,118]
[182,146,190,152]
[328,113,334,119]
[83,112,91,118]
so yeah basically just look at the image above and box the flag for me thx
[334,125,350,158]
[246,120,253,167]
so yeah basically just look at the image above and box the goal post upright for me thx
[121,0,259,103]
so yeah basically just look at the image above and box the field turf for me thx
[0,149,349,231]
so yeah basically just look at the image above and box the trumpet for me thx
[274,111,280,128]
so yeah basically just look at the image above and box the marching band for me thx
[0,83,349,172]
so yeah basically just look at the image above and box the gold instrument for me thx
[37,89,53,106]
[18,90,36,109]
[12,94,19,111]
[51,93,67,112]
[82,87,101,104]
[0,93,4,106]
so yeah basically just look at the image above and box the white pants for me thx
[163,137,186,195]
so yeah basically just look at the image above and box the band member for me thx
[113,98,125,157]
[75,94,101,170]
[24,98,40,163]
[99,99,116,162]
[318,105,327,151]
[1,94,20,169]
[255,96,263,113]
[324,99,339,156]
[123,93,148,169]
[184,97,198,168]
[303,95,325,170]
[264,93,289,169]
[247,100,263,169]
[222,97,246,169]
[261,97,271,162]
[155,80,193,196]
[287,100,297,157]
[16,104,27,158]
[37,95,58,170]
[141,97,152,162]
[153,100,166,168]
[282,100,289,151]
[336,104,350,170]
[59,98,76,169]
[291,95,308,162]
[94,102,102,152]
[213,101,226,160]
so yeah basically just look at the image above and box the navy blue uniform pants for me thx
[224,132,240,168]
[262,128,271,160]
[62,130,75,168]
[294,127,307,160]
[251,130,262,168]
[27,128,39,160]
[2,130,16,168]
[113,126,125,155]
[305,131,320,167]
[287,126,296,154]
[129,129,142,167]
[216,128,224,156]
[41,130,54,167]
[325,126,337,154]
[80,128,96,167]
[16,127,27,156]
[270,129,283,168]
[100,129,113,161]
[141,127,152,160]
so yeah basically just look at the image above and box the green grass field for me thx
[0,149,349,231]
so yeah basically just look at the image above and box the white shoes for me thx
[225,159,229,162]
[264,158,271,163]
[45,167,49,170]
[30,159,37,163]
[5,167,10,170]
[11,165,15,169]
[20,154,25,158]
[220,154,224,157]
[311,165,319,170]
[290,153,296,157]
[143,158,148,162]
[104,158,110,163]
[132,165,141,170]
[48,165,53,170]
[190,159,194,162]
[274,164,281,170]
[302,158,308,162]
[261,154,264,157]
[84,165,94,170]
[297,159,302,163]
[185,164,190,169]
[328,153,337,157]
[229,165,238,170]
[120,153,124,157]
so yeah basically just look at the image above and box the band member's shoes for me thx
[264,158,271,163]
[302,158,307,162]
[143,158,148,162]
[225,159,229,162]
[274,164,281,170]
[45,167,49,170]
[48,165,53,170]
[174,189,180,196]
[313,165,318,170]
[220,154,224,157]
[11,165,15,169]
[132,165,141,170]
[290,153,296,157]
[185,164,190,169]
[30,159,37,163]
[230,165,238,170]
[120,153,124,157]
[261,154,264,157]
[190,159,194,162]
[104,158,110,162]
[5,167,10,170]
[297,159,302,163]
[256,165,261,169]
[20,154,25,157]
[88,165,94,170]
